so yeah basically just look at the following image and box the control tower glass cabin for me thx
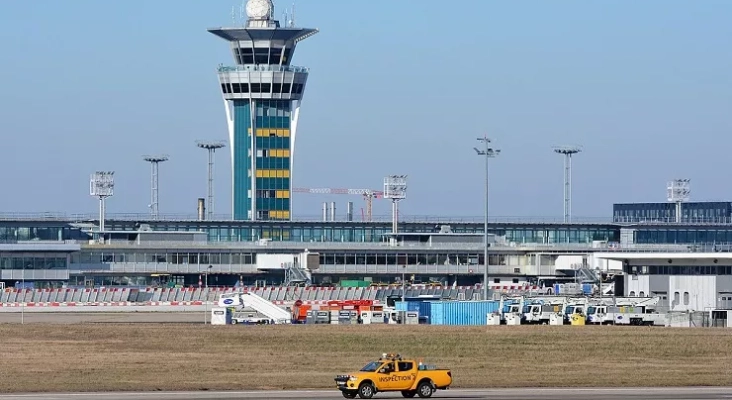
[208,0,318,221]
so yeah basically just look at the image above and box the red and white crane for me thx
[292,187,384,222]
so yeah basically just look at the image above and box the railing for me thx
[217,64,309,73]
[0,212,616,224]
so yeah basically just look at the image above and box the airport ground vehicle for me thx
[334,353,452,399]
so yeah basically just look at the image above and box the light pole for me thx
[204,264,213,324]
[142,155,169,220]
[196,141,226,220]
[21,263,25,325]
[474,136,500,300]
[401,265,406,303]
[553,146,581,223]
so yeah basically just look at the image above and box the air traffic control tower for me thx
[208,0,318,221]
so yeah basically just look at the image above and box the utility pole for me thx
[553,146,581,223]
[143,155,169,220]
[196,141,226,220]
[474,136,500,300]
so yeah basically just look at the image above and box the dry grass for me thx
[1,324,732,393]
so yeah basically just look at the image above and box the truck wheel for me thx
[401,390,417,398]
[358,383,375,399]
[416,381,434,398]
[342,392,357,399]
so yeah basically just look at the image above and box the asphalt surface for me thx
[1,388,732,400]
[0,312,206,324]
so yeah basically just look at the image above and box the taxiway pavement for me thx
[1,388,731,400]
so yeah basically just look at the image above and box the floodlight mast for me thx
[89,171,115,241]
[474,136,500,301]
[196,141,226,220]
[143,155,169,220]
[553,146,582,223]
[667,178,690,223]
[383,175,408,244]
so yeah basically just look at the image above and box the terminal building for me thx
[2,0,732,311]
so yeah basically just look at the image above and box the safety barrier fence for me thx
[0,285,545,306]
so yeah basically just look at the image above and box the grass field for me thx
[2,324,732,393]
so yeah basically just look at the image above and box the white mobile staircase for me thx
[218,292,292,324]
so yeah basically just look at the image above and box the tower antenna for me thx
[290,3,296,27]
[553,145,582,223]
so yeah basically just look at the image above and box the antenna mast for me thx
[290,3,296,27]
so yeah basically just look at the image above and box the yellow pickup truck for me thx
[334,353,452,399]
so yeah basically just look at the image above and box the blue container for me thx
[396,301,430,313]
[582,284,593,295]
[427,301,500,326]
[428,302,444,325]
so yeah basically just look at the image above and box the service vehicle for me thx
[334,353,452,399]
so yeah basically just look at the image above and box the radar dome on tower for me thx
[246,0,273,20]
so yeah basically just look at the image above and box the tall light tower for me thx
[383,175,408,242]
[89,171,115,239]
[474,136,500,300]
[553,146,582,223]
[667,178,690,223]
[196,141,226,220]
[143,155,169,220]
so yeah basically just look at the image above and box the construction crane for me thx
[292,187,384,222]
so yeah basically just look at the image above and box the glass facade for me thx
[614,202,732,223]
[0,254,68,270]
[15,218,732,246]
[634,227,732,244]
[233,99,292,221]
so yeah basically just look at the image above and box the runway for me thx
[1,388,732,400]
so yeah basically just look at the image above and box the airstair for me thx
[218,292,292,324]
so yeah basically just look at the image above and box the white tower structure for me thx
[667,178,690,223]
[90,171,115,238]
[208,0,319,221]
[553,146,582,223]
[143,155,169,220]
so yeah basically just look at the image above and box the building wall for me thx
[625,274,650,297]
[669,276,716,311]
[624,274,719,311]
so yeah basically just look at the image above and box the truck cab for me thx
[335,353,452,399]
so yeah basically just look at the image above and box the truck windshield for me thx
[360,362,381,372]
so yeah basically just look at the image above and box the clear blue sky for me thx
[1,0,731,220]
